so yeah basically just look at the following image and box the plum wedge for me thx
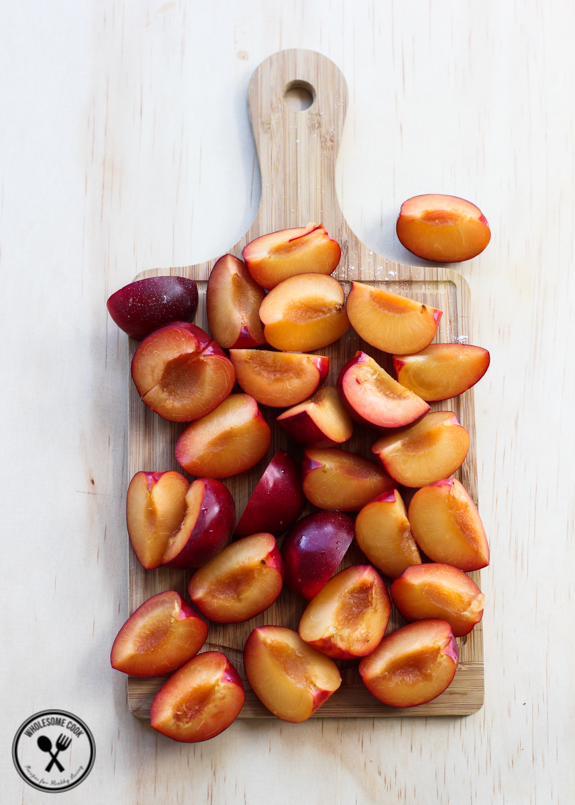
[150,652,245,743]
[243,223,341,290]
[259,273,350,352]
[189,533,283,623]
[393,343,490,401]
[408,478,490,571]
[244,626,341,722]
[391,564,485,637]
[396,194,491,263]
[355,489,422,579]
[372,411,469,488]
[176,394,271,478]
[107,276,198,340]
[303,447,394,511]
[131,322,235,422]
[230,349,329,408]
[206,254,266,348]
[160,478,235,568]
[277,386,353,448]
[126,471,190,569]
[346,282,442,355]
[281,510,355,599]
[359,620,458,708]
[299,566,390,659]
[110,591,208,677]
[234,450,305,539]
[338,352,429,429]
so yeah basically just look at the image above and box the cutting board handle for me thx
[247,49,348,238]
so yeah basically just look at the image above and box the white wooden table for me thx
[1,1,573,802]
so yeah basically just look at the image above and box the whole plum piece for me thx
[107,276,198,340]
[281,510,355,599]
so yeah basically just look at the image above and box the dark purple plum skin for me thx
[234,450,305,538]
[107,276,198,340]
[281,511,355,599]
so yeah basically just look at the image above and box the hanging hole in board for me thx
[283,81,315,111]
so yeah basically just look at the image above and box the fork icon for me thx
[46,733,72,772]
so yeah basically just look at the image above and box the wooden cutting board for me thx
[127,49,484,718]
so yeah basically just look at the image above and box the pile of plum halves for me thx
[107,223,490,743]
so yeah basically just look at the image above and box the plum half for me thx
[299,566,390,659]
[346,282,442,355]
[150,652,245,742]
[110,591,208,677]
[302,447,394,511]
[230,349,329,408]
[243,223,341,290]
[355,489,422,579]
[391,563,485,637]
[408,478,490,571]
[131,322,235,423]
[359,619,459,707]
[176,394,271,479]
[188,533,284,623]
[244,626,341,722]
[338,352,429,430]
[396,194,491,263]
[259,273,350,352]
[372,411,470,488]
[393,343,490,401]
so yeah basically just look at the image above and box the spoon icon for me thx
[37,735,65,773]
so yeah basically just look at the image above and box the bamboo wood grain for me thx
[127,49,483,719]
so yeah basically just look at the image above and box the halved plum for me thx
[302,447,394,511]
[234,450,305,539]
[206,254,266,348]
[150,651,245,742]
[277,386,353,448]
[230,349,329,408]
[110,591,207,677]
[126,471,189,569]
[131,322,235,422]
[259,273,350,352]
[299,566,390,659]
[396,194,491,263]
[372,411,469,487]
[281,510,355,600]
[107,276,198,340]
[391,564,485,637]
[244,626,341,722]
[393,344,490,401]
[188,533,283,623]
[346,282,442,355]
[408,478,489,571]
[355,489,422,579]
[338,352,429,429]
[243,223,341,290]
[176,394,271,478]
[359,620,458,707]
